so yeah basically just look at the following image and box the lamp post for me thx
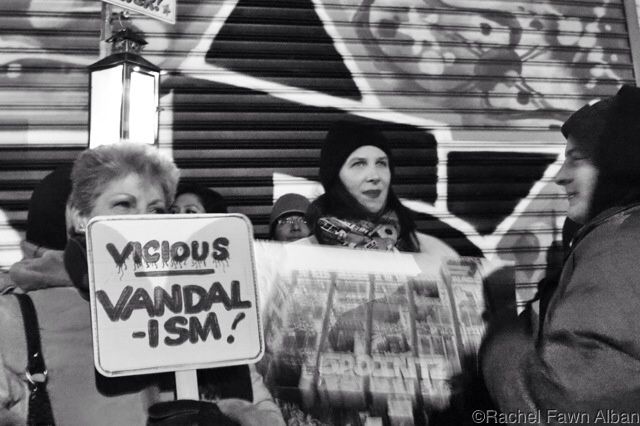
[88,28,160,148]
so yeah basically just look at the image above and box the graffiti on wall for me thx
[348,0,629,126]
[0,0,630,285]
[170,0,628,285]
[0,0,632,420]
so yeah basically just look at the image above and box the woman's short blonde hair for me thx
[69,144,180,216]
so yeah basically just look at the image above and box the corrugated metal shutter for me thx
[0,0,635,305]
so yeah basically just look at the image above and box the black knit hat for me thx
[561,85,640,220]
[561,85,640,165]
[26,165,72,250]
[319,120,393,190]
[561,95,615,157]
[175,183,228,214]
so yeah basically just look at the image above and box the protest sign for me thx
[254,241,514,425]
[101,0,176,24]
[86,214,262,377]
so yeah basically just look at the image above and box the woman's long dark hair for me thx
[176,183,228,214]
[309,180,420,252]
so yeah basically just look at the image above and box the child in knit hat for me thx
[269,193,311,242]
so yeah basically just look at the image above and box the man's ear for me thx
[68,205,88,234]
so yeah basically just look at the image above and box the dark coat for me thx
[482,204,640,422]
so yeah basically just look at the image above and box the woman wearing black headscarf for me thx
[482,85,640,415]
[171,183,228,214]
[303,120,456,257]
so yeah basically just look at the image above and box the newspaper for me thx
[254,241,511,425]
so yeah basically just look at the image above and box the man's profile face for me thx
[554,136,599,224]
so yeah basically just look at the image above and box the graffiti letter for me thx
[96,286,133,322]
[106,242,133,268]
[161,241,170,265]
[230,280,251,309]
[206,281,232,311]
[154,284,183,316]
[212,238,229,261]
[191,241,209,262]
[184,285,207,314]
[164,316,189,346]
[132,242,143,268]
[143,240,160,263]
[189,312,221,343]
[171,241,190,263]
[121,287,154,320]
[148,319,159,348]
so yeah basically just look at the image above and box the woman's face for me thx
[338,145,391,215]
[171,193,206,214]
[554,136,599,224]
[74,173,167,230]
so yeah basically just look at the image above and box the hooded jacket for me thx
[481,85,640,421]
[482,204,640,420]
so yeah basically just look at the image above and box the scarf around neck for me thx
[316,210,414,251]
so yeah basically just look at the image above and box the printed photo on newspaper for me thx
[254,241,514,425]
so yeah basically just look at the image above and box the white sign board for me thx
[102,0,176,24]
[86,214,263,377]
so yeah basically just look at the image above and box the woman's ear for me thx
[68,205,89,234]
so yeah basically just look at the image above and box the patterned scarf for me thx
[316,211,405,251]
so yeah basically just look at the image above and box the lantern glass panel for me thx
[128,69,158,145]
[89,64,124,149]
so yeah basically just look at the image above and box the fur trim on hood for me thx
[9,240,72,291]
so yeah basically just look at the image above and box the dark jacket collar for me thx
[570,202,640,251]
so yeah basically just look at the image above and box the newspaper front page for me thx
[254,241,510,425]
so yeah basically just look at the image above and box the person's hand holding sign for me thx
[217,398,285,426]
[147,400,239,426]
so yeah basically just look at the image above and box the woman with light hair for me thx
[0,143,283,425]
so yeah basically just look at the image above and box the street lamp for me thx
[88,28,160,148]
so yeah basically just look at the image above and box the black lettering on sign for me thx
[164,316,189,346]
[226,312,246,344]
[184,285,207,314]
[132,242,143,268]
[207,282,232,311]
[171,241,190,263]
[189,313,221,343]
[213,238,229,261]
[97,282,251,320]
[121,287,154,320]
[143,240,160,263]
[192,241,209,261]
[154,284,182,316]
[106,237,230,270]
[96,286,133,321]
[231,280,252,309]
[106,242,133,271]
[161,240,170,266]
[163,314,221,346]
[148,319,159,348]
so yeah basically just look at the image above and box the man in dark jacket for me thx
[482,85,640,423]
